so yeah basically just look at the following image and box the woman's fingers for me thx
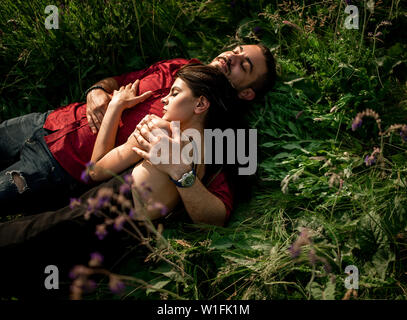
[132,146,150,161]
[134,129,151,151]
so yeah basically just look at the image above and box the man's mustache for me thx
[216,56,231,75]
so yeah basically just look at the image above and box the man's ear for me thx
[195,96,210,114]
[238,88,256,101]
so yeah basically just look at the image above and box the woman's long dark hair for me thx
[176,64,253,204]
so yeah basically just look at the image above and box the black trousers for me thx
[0,168,139,300]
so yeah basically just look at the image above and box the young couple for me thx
[0,43,276,227]
[0,43,276,299]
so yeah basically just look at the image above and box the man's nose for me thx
[229,52,243,65]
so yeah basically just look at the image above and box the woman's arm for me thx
[89,80,152,181]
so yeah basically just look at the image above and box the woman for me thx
[87,63,239,224]
[0,64,240,299]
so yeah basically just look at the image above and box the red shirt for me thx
[43,58,233,221]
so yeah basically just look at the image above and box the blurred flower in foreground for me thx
[80,161,94,183]
[109,275,126,294]
[288,228,332,274]
[95,224,108,240]
[364,147,380,167]
[89,252,104,267]
[69,198,81,209]
[288,228,311,258]
[351,109,382,133]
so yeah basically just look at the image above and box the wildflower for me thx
[81,161,94,183]
[109,275,125,294]
[351,109,382,133]
[69,265,92,280]
[89,252,104,267]
[364,155,375,166]
[69,198,81,209]
[128,208,136,219]
[123,174,134,185]
[95,224,108,240]
[351,116,363,131]
[288,228,311,258]
[114,215,127,231]
[119,183,131,195]
[80,170,90,183]
[87,197,98,212]
[95,187,113,209]
[364,147,380,166]
[147,202,168,216]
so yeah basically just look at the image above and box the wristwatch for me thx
[169,165,196,188]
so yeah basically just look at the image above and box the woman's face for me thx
[161,78,199,123]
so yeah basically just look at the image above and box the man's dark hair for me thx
[250,43,277,98]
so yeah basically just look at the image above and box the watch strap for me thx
[169,165,196,188]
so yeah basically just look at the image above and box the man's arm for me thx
[169,165,227,226]
[132,118,228,226]
[89,81,152,181]
[86,77,119,134]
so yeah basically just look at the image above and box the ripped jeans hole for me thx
[6,171,28,194]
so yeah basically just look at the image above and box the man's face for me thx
[210,44,267,100]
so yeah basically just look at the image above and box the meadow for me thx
[1,0,407,300]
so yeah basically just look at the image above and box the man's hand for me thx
[86,89,112,134]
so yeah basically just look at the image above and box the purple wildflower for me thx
[230,1,236,8]
[114,215,127,231]
[69,198,81,209]
[95,224,108,240]
[69,265,91,280]
[109,276,125,294]
[351,117,363,131]
[96,196,110,209]
[80,170,90,183]
[128,208,136,219]
[119,183,131,195]
[124,174,134,185]
[89,252,104,267]
[288,244,301,258]
[364,155,376,166]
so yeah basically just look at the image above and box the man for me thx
[0,43,276,225]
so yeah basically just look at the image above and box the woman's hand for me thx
[109,80,152,111]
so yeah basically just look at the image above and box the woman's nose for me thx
[161,96,168,105]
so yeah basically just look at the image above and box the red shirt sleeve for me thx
[206,171,234,224]
[113,58,201,88]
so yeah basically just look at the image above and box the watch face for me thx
[181,172,196,187]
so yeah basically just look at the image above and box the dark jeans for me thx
[0,112,84,217]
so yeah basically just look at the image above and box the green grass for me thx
[1,0,407,300]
